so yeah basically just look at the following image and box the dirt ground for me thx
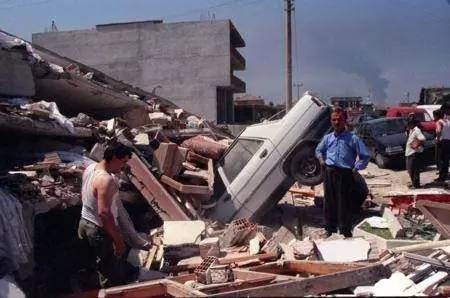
[274,162,450,240]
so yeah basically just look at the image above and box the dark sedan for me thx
[355,118,435,168]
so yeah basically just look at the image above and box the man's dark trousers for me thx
[438,140,450,180]
[406,152,422,188]
[78,218,137,288]
[323,165,354,235]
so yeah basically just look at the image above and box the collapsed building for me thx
[0,29,233,296]
[3,28,450,298]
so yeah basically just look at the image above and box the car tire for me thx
[375,153,389,169]
[289,144,324,186]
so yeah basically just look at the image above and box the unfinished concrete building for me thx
[33,20,246,123]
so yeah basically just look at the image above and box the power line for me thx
[162,0,249,19]
[0,0,56,10]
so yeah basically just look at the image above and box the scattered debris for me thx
[314,238,371,262]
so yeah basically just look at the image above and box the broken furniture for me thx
[98,279,206,298]
[416,200,450,239]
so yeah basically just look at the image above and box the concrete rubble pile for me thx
[99,193,450,297]
[4,30,450,297]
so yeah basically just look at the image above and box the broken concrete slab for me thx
[290,239,314,259]
[262,225,295,254]
[199,237,220,258]
[0,111,92,138]
[371,271,415,296]
[163,220,205,246]
[0,51,35,97]
[314,238,370,262]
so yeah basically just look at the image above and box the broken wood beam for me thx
[127,153,191,221]
[403,252,450,270]
[389,240,450,254]
[211,263,391,297]
[98,279,206,298]
[416,200,450,239]
[160,175,213,195]
[162,252,278,273]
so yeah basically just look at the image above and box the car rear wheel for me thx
[375,153,389,169]
[289,144,324,186]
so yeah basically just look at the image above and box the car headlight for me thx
[385,146,403,154]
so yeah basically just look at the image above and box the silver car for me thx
[208,93,331,223]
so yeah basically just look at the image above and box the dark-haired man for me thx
[405,117,426,188]
[78,144,137,287]
[316,108,370,237]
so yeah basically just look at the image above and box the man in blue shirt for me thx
[316,108,370,237]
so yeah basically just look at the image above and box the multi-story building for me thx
[33,19,246,123]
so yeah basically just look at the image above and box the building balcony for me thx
[231,74,246,93]
[231,47,245,71]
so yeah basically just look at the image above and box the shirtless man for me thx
[78,143,137,288]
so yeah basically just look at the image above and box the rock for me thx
[314,238,370,262]
[163,221,205,246]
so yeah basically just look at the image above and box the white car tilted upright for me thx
[208,93,332,223]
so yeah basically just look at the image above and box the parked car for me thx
[417,104,442,121]
[355,118,434,168]
[209,93,332,223]
[386,106,436,133]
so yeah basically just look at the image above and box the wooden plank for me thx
[160,175,213,195]
[98,280,167,298]
[128,153,190,221]
[389,240,450,254]
[187,151,210,166]
[207,158,215,193]
[165,280,207,297]
[98,279,206,298]
[403,252,450,270]
[416,200,450,239]
[199,276,277,294]
[211,263,391,297]
[144,245,158,269]
[163,252,278,273]
[249,260,366,276]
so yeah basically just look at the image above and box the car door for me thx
[213,136,281,222]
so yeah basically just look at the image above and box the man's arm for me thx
[315,135,328,165]
[96,175,126,256]
[416,129,426,144]
[436,120,443,142]
[354,136,371,171]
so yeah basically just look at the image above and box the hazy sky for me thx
[1,0,449,105]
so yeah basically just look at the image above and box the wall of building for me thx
[33,20,242,121]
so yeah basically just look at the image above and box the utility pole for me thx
[293,82,303,101]
[285,0,294,111]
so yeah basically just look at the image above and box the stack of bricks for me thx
[194,256,219,284]
[220,218,257,248]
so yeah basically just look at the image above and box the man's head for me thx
[331,108,347,133]
[433,109,443,121]
[103,143,133,173]
[407,116,419,129]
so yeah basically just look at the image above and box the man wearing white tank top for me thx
[436,103,450,182]
[78,143,136,288]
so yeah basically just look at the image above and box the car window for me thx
[221,138,264,183]
[372,119,406,136]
